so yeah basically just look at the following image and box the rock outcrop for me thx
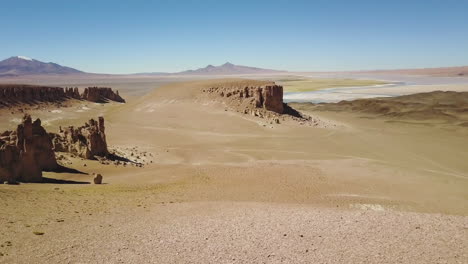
[65,87,80,99]
[0,115,57,183]
[52,117,109,159]
[205,84,284,114]
[82,87,125,103]
[93,173,103,184]
[257,85,284,113]
[0,115,114,183]
[0,84,67,105]
[0,84,125,107]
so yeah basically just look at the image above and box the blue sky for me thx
[1,0,468,73]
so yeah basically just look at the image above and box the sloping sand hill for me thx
[295,91,468,127]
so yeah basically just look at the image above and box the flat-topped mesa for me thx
[205,84,284,114]
[82,87,125,103]
[0,114,57,183]
[52,116,109,159]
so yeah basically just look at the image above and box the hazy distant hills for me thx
[358,66,468,77]
[176,62,283,75]
[1,56,466,77]
[0,56,83,76]
[135,62,284,76]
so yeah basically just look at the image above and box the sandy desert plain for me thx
[1,72,468,263]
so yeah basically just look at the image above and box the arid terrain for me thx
[3,0,468,262]
[0,76,468,263]
[0,76,467,263]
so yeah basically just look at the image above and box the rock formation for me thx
[205,84,284,114]
[1,114,113,183]
[0,84,67,105]
[0,84,125,107]
[81,87,125,103]
[202,82,313,125]
[93,173,103,184]
[65,87,80,99]
[52,117,109,159]
[0,114,57,183]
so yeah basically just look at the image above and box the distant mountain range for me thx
[175,62,283,75]
[1,56,466,77]
[0,57,282,77]
[133,62,283,76]
[0,56,83,77]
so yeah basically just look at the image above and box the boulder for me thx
[93,173,103,184]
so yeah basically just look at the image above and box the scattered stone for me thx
[33,231,45,236]
[93,174,103,184]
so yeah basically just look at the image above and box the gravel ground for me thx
[2,202,467,264]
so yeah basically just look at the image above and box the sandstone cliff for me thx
[52,117,109,159]
[0,114,57,183]
[0,84,125,107]
[0,84,67,106]
[1,114,111,183]
[82,87,125,103]
[205,84,284,114]
[202,82,315,125]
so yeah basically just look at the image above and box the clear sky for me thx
[1,0,468,73]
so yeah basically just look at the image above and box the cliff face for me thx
[0,114,111,183]
[0,85,67,105]
[0,84,125,107]
[0,115,57,183]
[65,87,80,99]
[82,87,125,103]
[52,117,109,159]
[256,85,284,114]
[205,84,284,114]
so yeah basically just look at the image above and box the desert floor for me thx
[0,78,467,263]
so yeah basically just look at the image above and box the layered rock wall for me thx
[0,84,125,107]
[52,117,109,159]
[1,114,111,182]
[0,85,66,104]
[82,87,125,103]
[0,114,57,183]
[205,84,284,114]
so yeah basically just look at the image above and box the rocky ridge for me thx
[205,84,284,114]
[201,83,330,127]
[0,84,125,107]
[81,87,125,103]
